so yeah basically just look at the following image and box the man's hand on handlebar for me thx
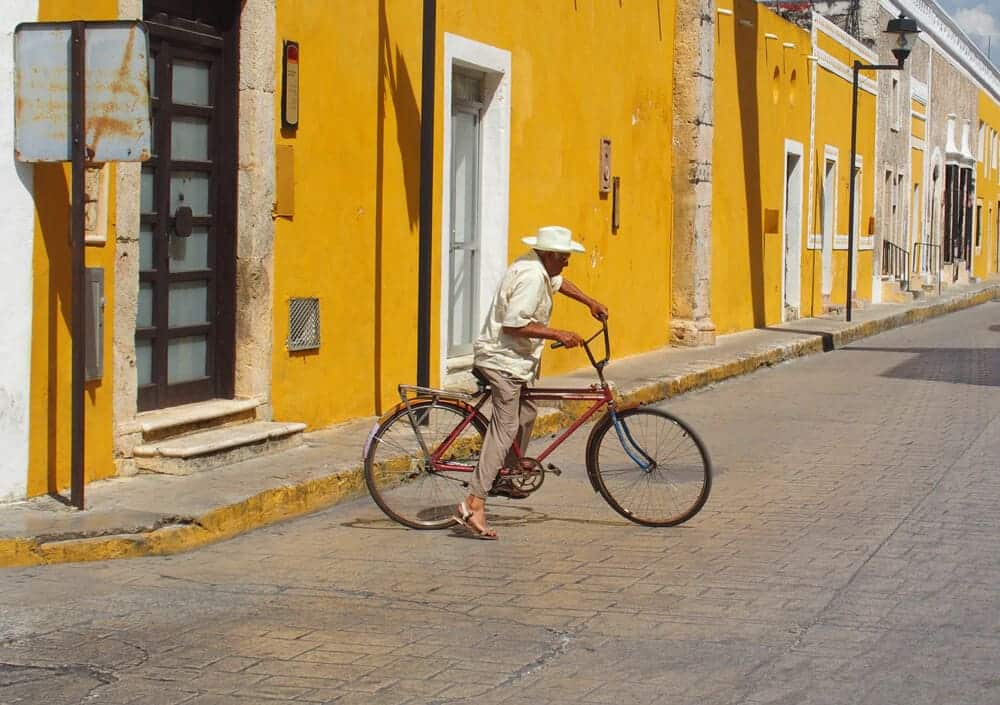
[589,301,609,322]
[552,330,585,349]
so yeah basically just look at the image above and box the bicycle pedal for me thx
[546,463,562,476]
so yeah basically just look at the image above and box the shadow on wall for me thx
[734,0,765,327]
[374,0,422,413]
[33,163,71,494]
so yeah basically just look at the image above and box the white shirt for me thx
[474,252,563,381]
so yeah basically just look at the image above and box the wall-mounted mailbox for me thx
[85,267,104,381]
[599,138,612,193]
[282,40,300,129]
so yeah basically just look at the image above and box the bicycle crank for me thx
[509,457,546,493]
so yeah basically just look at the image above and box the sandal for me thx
[453,502,499,540]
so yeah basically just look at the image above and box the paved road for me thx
[3,302,1000,705]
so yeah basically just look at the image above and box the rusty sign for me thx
[14,21,151,163]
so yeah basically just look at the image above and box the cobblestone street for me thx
[2,302,999,705]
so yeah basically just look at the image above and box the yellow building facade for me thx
[712,5,877,333]
[11,1,996,501]
[974,91,1000,278]
[21,0,679,497]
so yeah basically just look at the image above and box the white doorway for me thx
[782,141,804,320]
[821,149,838,298]
[440,34,511,384]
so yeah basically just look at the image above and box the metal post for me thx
[416,0,436,388]
[846,60,905,322]
[846,62,860,322]
[70,22,86,509]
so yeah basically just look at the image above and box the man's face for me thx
[538,250,571,277]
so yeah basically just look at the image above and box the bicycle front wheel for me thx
[364,399,486,529]
[586,408,711,527]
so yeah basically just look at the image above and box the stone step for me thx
[138,398,263,443]
[133,421,307,476]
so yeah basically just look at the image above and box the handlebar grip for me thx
[550,340,565,349]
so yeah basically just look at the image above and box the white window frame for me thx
[440,34,511,382]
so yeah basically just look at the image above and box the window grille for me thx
[287,297,320,351]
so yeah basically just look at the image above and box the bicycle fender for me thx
[583,413,611,494]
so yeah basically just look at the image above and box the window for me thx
[891,78,900,131]
[978,120,985,162]
[976,202,982,249]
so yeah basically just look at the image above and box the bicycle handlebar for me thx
[550,317,611,370]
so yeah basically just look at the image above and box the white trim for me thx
[0,1,39,502]
[440,34,511,383]
[912,136,925,151]
[860,236,875,250]
[834,234,850,250]
[815,47,878,95]
[807,234,823,250]
[812,13,878,64]
[910,77,928,106]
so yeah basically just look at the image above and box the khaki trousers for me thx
[470,366,537,499]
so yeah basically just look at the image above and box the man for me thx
[454,225,608,540]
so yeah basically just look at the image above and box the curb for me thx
[3,284,997,568]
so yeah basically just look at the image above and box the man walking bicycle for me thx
[454,225,608,539]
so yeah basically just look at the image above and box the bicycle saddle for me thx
[471,367,491,393]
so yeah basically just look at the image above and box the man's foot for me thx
[488,477,530,500]
[453,502,498,540]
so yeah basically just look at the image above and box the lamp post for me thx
[846,13,919,321]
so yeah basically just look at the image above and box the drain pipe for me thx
[416,0,436,387]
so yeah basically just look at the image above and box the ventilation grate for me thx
[287,297,320,351]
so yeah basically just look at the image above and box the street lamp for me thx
[846,14,920,321]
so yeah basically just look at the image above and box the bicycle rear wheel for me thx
[364,399,486,529]
[586,408,711,527]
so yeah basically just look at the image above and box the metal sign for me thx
[14,21,151,163]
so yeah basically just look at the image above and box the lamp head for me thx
[886,13,920,66]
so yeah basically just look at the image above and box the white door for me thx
[447,72,483,356]
[821,158,836,297]
[783,149,803,320]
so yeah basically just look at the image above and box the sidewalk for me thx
[3,279,998,568]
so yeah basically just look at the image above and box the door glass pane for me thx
[137,283,154,327]
[452,111,478,245]
[141,167,155,214]
[170,117,209,161]
[169,227,209,271]
[168,281,209,327]
[139,223,154,271]
[450,250,475,351]
[172,59,211,106]
[170,171,210,216]
[167,336,207,383]
[136,339,153,385]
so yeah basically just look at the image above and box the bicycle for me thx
[363,320,711,529]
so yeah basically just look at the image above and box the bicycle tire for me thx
[586,408,711,527]
[364,398,487,529]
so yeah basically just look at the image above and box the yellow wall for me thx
[272,1,676,424]
[974,91,1000,277]
[712,0,812,332]
[272,2,388,425]
[28,0,120,496]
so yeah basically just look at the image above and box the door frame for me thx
[439,34,510,384]
[781,139,804,321]
[138,16,238,411]
[114,0,277,472]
